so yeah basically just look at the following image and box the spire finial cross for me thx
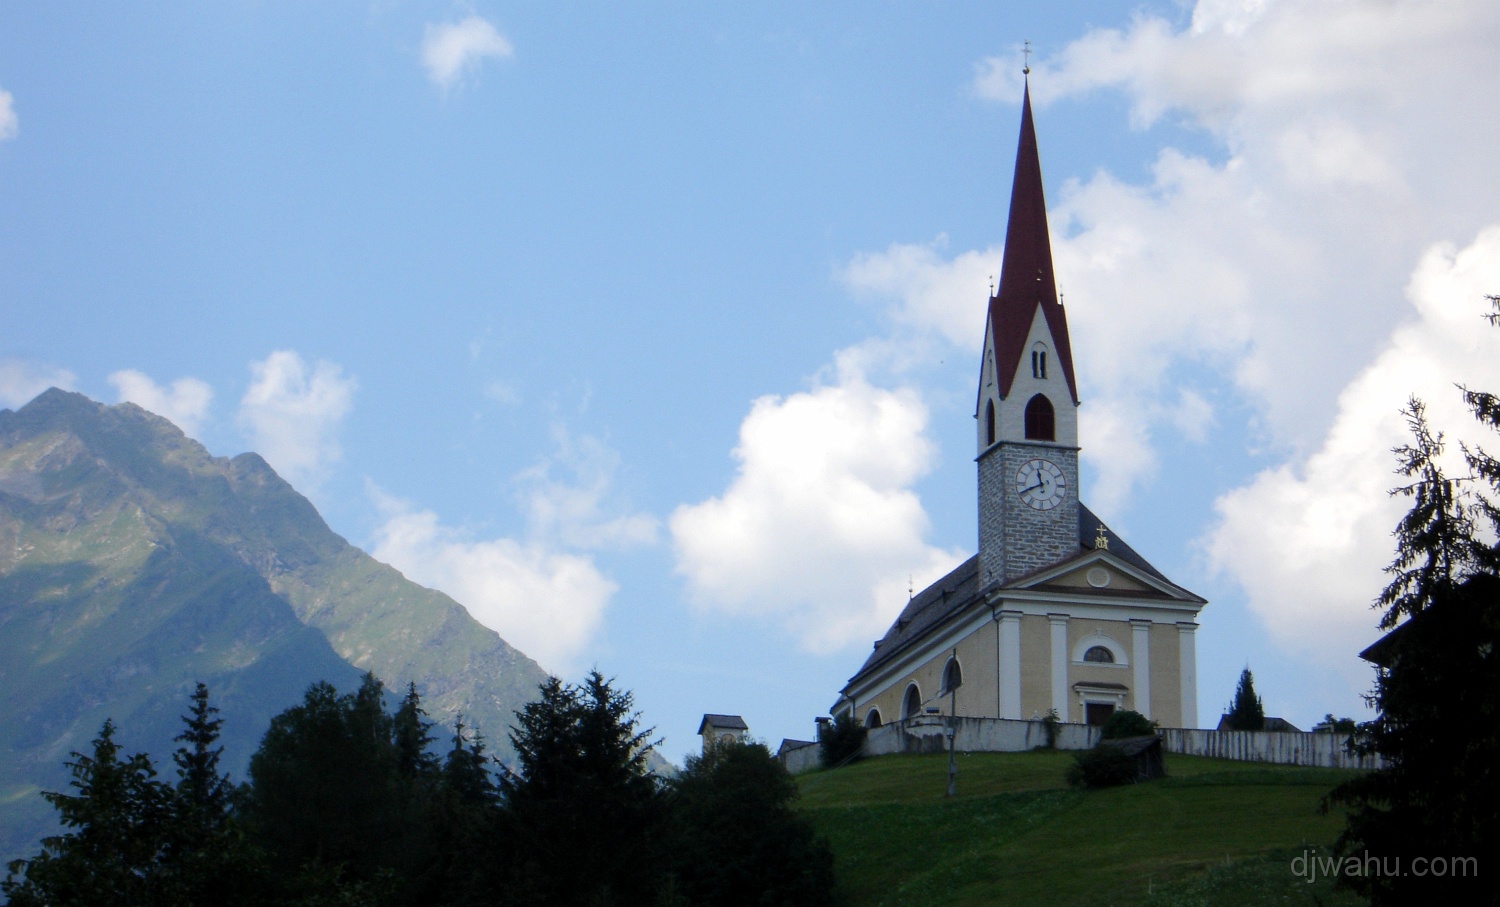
[1022,39,1032,76]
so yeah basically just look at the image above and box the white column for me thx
[1048,614,1069,720]
[1131,619,1152,720]
[999,611,1023,719]
[1178,622,1199,728]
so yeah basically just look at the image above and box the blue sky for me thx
[5,1,1500,765]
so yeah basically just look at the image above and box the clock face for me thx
[1015,458,1067,511]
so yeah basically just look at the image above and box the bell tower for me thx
[976,80,1081,587]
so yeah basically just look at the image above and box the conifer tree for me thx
[2,720,172,905]
[393,681,440,782]
[1223,667,1265,731]
[244,675,406,890]
[174,681,231,818]
[667,740,836,906]
[501,672,665,906]
[1325,297,1500,904]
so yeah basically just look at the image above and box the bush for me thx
[1099,709,1155,740]
[818,713,867,769]
[1066,746,1139,789]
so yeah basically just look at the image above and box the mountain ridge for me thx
[0,388,551,864]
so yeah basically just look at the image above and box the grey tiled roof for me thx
[698,713,748,733]
[777,739,817,756]
[844,503,1183,689]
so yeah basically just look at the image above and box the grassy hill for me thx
[796,750,1365,906]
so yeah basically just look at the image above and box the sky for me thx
[4,1,1500,766]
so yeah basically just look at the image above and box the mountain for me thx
[0,388,550,864]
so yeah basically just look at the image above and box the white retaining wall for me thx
[785,716,1381,772]
[1158,727,1380,769]
[780,742,823,775]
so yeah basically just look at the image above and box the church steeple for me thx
[975,76,1083,587]
[988,82,1078,405]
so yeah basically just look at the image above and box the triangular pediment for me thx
[1005,548,1202,603]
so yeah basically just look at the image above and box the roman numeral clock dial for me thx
[1015,458,1066,511]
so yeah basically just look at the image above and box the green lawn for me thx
[796,751,1365,906]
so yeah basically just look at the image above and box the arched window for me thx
[1024,394,1055,441]
[865,708,883,729]
[1031,344,1048,379]
[985,399,996,446]
[1084,645,1115,664]
[902,683,922,720]
[942,657,963,695]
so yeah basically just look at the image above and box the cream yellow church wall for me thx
[853,617,999,726]
[1149,623,1183,727]
[1066,617,1134,721]
[1019,614,1052,717]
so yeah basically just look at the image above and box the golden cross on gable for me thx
[1094,525,1110,550]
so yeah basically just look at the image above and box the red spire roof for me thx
[989,82,1078,405]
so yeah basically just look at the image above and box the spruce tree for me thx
[1223,667,1265,731]
[667,741,836,906]
[1325,297,1500,904]
[2,720,172,906]
[244,675,406,892]
[174,682,231,818]
[164,682,259,905]
[501,672,665,906]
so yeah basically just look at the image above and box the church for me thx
[832,83,1206,731]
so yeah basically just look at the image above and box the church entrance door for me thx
[1085,703,1115,726]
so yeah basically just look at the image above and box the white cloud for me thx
[483,379,520,406]
[0,360,75,408]
[517,425,660,550]
[422,16,513,91]
[670,351,965,652]
[370,492,615,674]
[237,351,356,489]
[841,236,997,350]
[1168,388,1216,444]
[961,1,1500,514]
[0,89,16,142]
[108,370,212,438]
[1207,227,1500,672]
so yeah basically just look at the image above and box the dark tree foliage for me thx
[1099,708,1155,740]
[1318,714,1359,735]
[5,672,848,906]
[666,741,837,906]
[161,683,262,905]
[818,712,867,768]
[1222,667,1265,731]
[393,681,440,783]
[418,717,501,906]
[243,674,415,895]
[2,720,172,906]
[500,672,666,906]
[1325,296,1500,905]
[174,682,231,817]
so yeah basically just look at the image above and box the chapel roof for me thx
[698,713,749,734]
[989,81,1079,405]
[844,504,1180,687]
